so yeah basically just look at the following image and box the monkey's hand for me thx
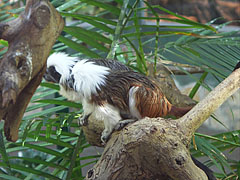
[101,129,111,144]
[78,113,91,126]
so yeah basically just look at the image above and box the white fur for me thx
[47,52,78,84]
[94,103,122,141]
[71,60,110,99]
[129,86,142,119]
[82,99,96,116]
[59,88,83,102]
[81,100,122,141]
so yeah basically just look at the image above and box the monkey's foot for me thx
[101,129,112,144]
[115,119,137,131]
[78,113,91,126]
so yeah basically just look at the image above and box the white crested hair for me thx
[71,60,110,99]
[47,52,78,82]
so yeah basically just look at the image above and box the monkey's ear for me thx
[233,62,240,71]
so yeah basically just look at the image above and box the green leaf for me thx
[58,35,102,58]
[0,174,21,180]
[63,27,109,52]
[9,156,68,170]
[26,134,74,149]
[66,130,83,180]
[34,99,81,108]
[124,30,221,38]
[0,130,12,175]
[80,0,121,16]
[189,72,208,99]
[23,143,69,158]
[0,39,8,46]
[195,132,240,147]
[143,0,160,75]
[23,106,68,120]
[9,164,62,180]
[56,0,81,11]
[40,82,60,90]
[133,9,147,73]
[60,13,115,34]
[64,26,112,44]
[107,0,130,59]
[31,89,58,101]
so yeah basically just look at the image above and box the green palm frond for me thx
[161,29,239,79]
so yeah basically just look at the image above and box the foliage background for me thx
[0,0,239,179]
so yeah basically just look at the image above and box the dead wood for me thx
[0,0,64,141]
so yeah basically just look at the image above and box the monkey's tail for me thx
[191,156,216,180]
[168,105,192,118]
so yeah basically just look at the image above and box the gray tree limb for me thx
[0,0,64,142]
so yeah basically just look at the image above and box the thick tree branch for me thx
[3,65,46,141]
[0,0,64,141]
[85,118,208,180]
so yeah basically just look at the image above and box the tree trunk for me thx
[0,0,64,142]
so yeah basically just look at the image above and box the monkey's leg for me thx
[96,104,122,143]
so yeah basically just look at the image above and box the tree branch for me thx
[158,60,205,75]
[0,0,64,141]
[179,68,240,140]
[85,118,208,180]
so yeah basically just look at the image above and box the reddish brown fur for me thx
[168,105,192,118]
[134,85,172,118]
[91,71,192,119]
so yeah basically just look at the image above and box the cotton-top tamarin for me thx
[44,52,191,142]
[44,52,216,180]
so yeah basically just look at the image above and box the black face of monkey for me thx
[44,66,61,83]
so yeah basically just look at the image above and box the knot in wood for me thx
[150,125,158,134]
[87,169,94,178]
[0,24,9,37]
[175,156,185,166]
[33,5,50,29]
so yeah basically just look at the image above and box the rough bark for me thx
[86,118,208,180]
[0,0,64,142]
[84,68,240,179]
